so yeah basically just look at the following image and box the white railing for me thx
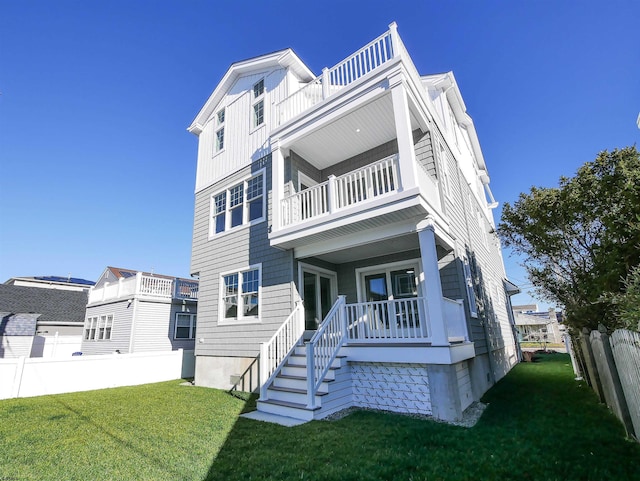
[306,296,347,408]
[259,301,305,399]
[280,155,399,227]
[281,180,329,227]
[139,276,173,297]
[334,155,398,208]
[442,298,467,342]
[345,298,429,342]
[88,274,198,304]
[274,26,396,126]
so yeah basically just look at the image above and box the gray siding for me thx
[191,156,294,359]
[81,300,133,355]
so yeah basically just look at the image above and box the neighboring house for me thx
[81,267,198,355]
[188,23,519,422]
[513,304,564,344]
[0,284,89,358]
[4,275,95,292]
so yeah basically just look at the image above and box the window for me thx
[175,313,197,339]
[84,314,113,341]
[215,108,225,153]
[210,171,265,236]
[253,79,264,98]
[221,265,261,322]
[462,257,478,318]
[252,79,265,128]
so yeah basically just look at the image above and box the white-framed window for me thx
[174,313,197,339]
[252,78,265,128]
[220,264,261,323]
[210,170,265,237]
[462,257,478,318]
[84,314,113,341]
[214,108,225,153]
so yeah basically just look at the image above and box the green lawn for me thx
[1,354,638,481]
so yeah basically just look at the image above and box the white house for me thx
[188,23,518,422]
[81,267,198,355]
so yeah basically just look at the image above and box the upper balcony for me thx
[269,24,448,257]
[88,273,198,305]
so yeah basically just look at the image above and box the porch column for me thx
[417,218,448,346]
[389,75,418,192]
[271,140,284,231]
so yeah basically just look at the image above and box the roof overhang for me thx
[188,49,315,135]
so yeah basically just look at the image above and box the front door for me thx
[300,265,337,330]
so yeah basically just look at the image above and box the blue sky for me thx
[1,0,638,309]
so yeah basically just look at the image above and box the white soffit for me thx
[290,93,421,169]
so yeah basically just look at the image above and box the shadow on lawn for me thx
[200,354,640,481]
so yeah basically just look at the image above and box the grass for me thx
[1,354,639,481]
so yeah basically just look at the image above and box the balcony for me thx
[88,273,198,305]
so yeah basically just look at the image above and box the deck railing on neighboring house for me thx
[88,274,199,304]
[273,24,399,126]
[281,155,399,227]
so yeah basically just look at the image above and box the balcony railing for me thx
[88,274,198,304]
[274,25,398,127]
[281,154,399,227]
[345,298,429,342]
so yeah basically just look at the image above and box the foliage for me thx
[2,360,640,481]
[499,146,640,330]
[607,264,640,331]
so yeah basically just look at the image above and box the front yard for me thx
[1,354,639,480]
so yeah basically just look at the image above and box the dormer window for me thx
[215,108,225,152]
[252,79,265,128]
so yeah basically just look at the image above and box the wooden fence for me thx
[568,326,639,440]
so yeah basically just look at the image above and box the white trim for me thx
[174,312,197,339]
[208,168,266,239]
[297,172,317,192]
[355,258,421,303]
[297,262,338,329]
[218,263,262,326]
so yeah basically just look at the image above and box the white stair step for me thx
[257,399,318,421]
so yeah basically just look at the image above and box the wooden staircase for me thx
[256,344,351,422]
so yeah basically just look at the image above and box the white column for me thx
[271,140,284,231]
[417,219,448,346]
[390,76,418,192]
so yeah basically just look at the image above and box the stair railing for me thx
[306,295,347,408]
[259,301,305,400]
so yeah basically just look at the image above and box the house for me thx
[512,304,564,344]
[0,284,89,358]
[187,23,519,422]
[81,267,198,355]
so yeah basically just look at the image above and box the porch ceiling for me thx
[310,232,419,264]
[287,93,421,169]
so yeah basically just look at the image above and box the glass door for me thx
[359,262,422,337]
[301,265,337,330]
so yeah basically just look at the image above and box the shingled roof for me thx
[0,284,88,324]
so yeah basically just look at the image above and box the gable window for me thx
[210,170,265,237]
[84,314,113,341]
[175,313,197,339]
[252,79,265,128]
[215,108,225,153]
[221,265,261,322]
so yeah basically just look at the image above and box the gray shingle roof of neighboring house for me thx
[0,284,88,324]
[0,312,39,336]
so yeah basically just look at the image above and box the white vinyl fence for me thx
[611,329,640,437]
[0,349,194,400]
